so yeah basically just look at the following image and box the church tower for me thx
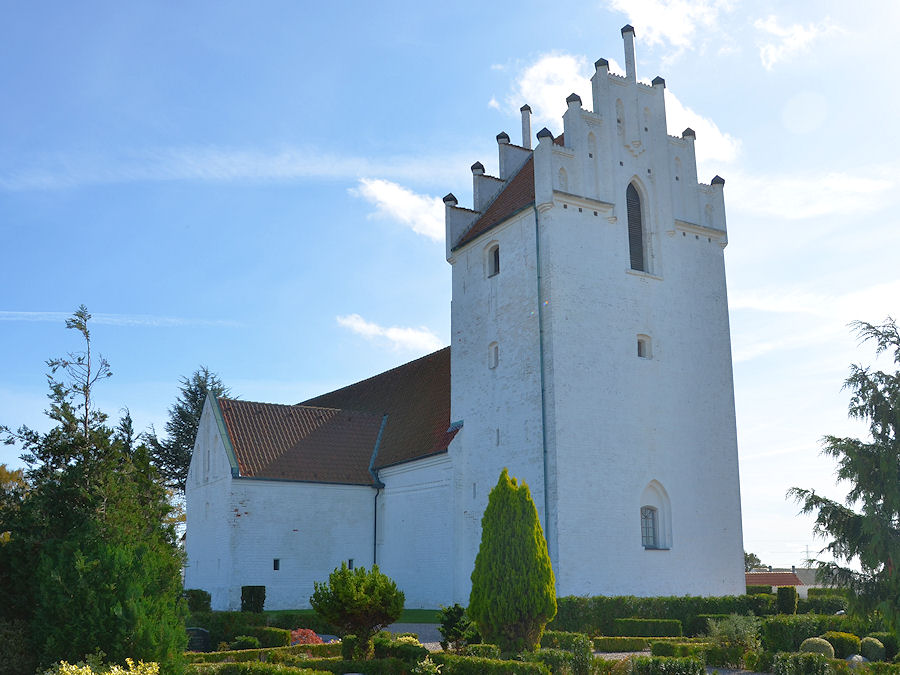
[444,26,745,602]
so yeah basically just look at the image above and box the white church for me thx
[184,26,746,611]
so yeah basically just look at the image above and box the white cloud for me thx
[754,15,839,70]
[488,97,500,110]
[0,145,472,192]
[663,91,741,171]
[726,166,895,220]
[336,313,443,352]
[0,310,238,327]
[730,281,900,323]
[349,178,444,242]
[605,0,731,48]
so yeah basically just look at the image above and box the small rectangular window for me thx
[488,342,499,369]
[273,558,280,571]
[348,558,354,570]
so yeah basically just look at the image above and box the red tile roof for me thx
[218,399,382,485]
[455,156,535,249]
[745,571,804,587]
[303,347,456,469]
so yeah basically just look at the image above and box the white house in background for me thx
[184,26,746,611]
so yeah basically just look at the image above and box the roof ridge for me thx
[461,153,533,236]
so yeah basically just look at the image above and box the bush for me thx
[310,562,404,660]
[540,631,592,675]
[188,612,268,647]
[439,603,481,652]
[372,634,428,663]
[706,614,760,651]
[862,637,887,662]
[593,637,650,652]
[468,469,556,654]
[650,643,708,659]
[773,652,829,675]
[744,650,776,673]
[761,614,881,652]
[0,618,37,675]
[465,643,501,659]
[821,631,861,659]
[185,589,212,613]
[613,619,682,637]
[432,652,551,674]
[777,587,799,615]
[240,587,266,614]
[630,656,703,675]
[800,637,835,658]
[258,657,406,674]
[520,648,573,674]
[869,634,900,661]
[808,588,850,598]
[264,611,336,636]
[748,585,774,595]
[798,595,849,615]
[230,635,261,651]
[246,627,290,648]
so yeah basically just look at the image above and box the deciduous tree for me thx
[468,468,556,653]
[789,317,900,632]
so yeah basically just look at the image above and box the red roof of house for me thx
[745,572,804,587]
[303,347,456,469]
[455,156,535,249]
[218,399,382,484]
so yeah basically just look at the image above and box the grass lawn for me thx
[265,608,441,624]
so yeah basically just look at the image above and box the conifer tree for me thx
[468,468,556,653]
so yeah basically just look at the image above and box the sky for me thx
[2,1,899,572]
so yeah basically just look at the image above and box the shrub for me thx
[821,631,861,659]
[431,652,550,674]
[773,652,829,675]
[539,631,591,675]
[862,637,887,662]
[706,614,760,652]
[613,618,682,637]
[412,656,443,675]
[748,585,774,595]
[310,562,404,660]
[520,648,573,674]
[869,634,900,661]
[289,629,323,646]
[372,634,428,663]
[240,587,266,614]
[0,618,37,675]
[230,635,261,651]
[800,637,835,658]
[629,656,703,675]
[808,588,850,598]
[468,469,556,654]
[438,603,481,652]
[777,587,799,615]
[185,589,212,613]
[188,612,268,647]
[43,659,163,675]
[244,627,290,648]
[650,643,708,659]
[744,650,776,673]
[464,643,501,659]
[264,612,335,636]
[761,614,880,652]
[593,637,650,652]
[798,596,849,615]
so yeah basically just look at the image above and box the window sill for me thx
[643,546,670,551]
[626,269,662,281]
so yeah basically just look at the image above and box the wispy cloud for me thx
[0,146,472,192]
[730,281,900,322]
[336,313,443,352]
[605,0,732,49]
[0,310,238,328]
[663,91,741,172]
[349,178,444,242]
[754,15,840,70]
[726,166,895,220]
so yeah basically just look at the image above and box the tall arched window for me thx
[640,480,671,550]
[626,183,645,272]
[487,243,500,277]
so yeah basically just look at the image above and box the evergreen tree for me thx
[0,306,187,672]
[468,468,556,653]
[789,318,900,633]
[147,366,229,493]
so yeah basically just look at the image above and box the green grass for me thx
[264,608,441,624]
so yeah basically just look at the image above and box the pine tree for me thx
[468,468,556,653]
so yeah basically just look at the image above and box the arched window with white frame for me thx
[486,243,500,277]
[640,480,671,550]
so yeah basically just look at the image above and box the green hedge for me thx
[241,586,266,614]
[747,585,773,595]
[650,642,709,659]
[613,619,682,637]
[186,643,341,663]
[593,636,651,652]
[869,633,900,661]
[797,596,848,615]
[630,656,704,675]
[188,612,268,647]
[773,652,829,675]
[549,594,776,636]
[265,611,337,636]
[432,652,551,674]
[821,631,861,659]
[247,627,290,648]
[777,587,799,615]
[807,588,850,598]
[761,615,882,652]
[185,663,329,675]
[185,589,213,613]
[285,658,409,675]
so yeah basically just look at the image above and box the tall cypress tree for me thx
[468,468,556,653]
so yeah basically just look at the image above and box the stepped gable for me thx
[302,346,456,469]
[218,398,381,485]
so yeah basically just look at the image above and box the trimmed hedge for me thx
[186,643,341,663]
[821,631,861,659]
[691,614,730,636]
[188,611,268,647]
[862,637,887,662]
[777,587,799,615]
[808,588,850,598]
[282,658,409,675]
[613,619,682,637]
[798,595,849,615]
[520,648,573,674]
[432,652,551,674]
[761,614,883,652]
[538,631,592,674]
[241,586,266,614]
[265,611,337,636]
[185,664,330,675]
[465,643,502,658]
[773,652,829,675]
[650,642,709,659]
[748,585,774,595]
[630,656,704,675]
[247,627,290,648]
[593,637,651,652]
[799,637,835,658]
[869,633,900,661]
[185,589,213,613]
[550,594,776,636]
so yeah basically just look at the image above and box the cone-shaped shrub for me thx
[468,468,556,653]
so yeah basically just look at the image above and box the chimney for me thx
[621,25,636,82]
[521,105,532,149]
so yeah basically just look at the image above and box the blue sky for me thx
[2,1,899,570]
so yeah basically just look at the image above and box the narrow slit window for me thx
[487,244,500,277]
[626,183,645,272]
[641,506,658,549]
[637,335,651,359]
[488,342,499,369]
[348,558,354,570]
[273,558,280,571]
